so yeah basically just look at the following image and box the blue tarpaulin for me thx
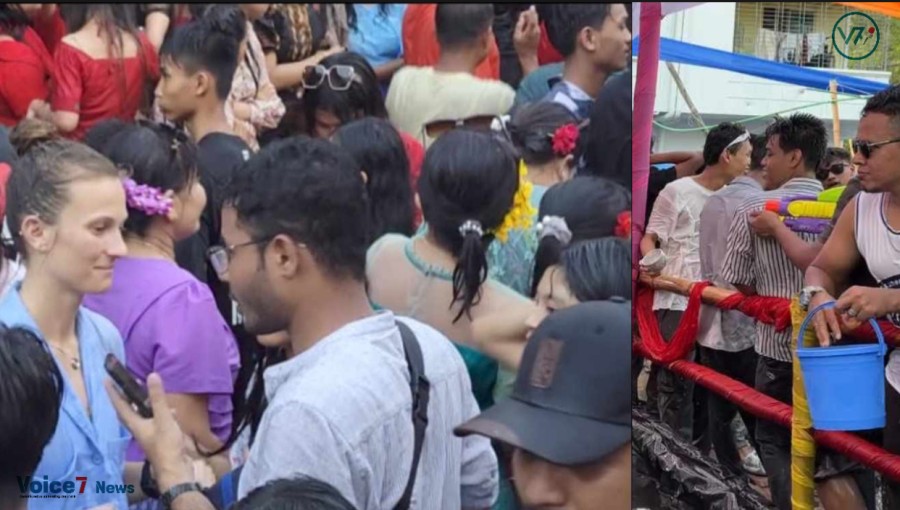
[632,36,889,96]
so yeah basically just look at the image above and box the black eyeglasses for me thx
[852,137,900,158]
[302,65,359,91]
[207,238,272,277]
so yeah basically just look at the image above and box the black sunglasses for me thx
[852,137,900,158]
[816,162,849,180]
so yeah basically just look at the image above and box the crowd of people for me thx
[638,84,900,509]
[0,3,632,510]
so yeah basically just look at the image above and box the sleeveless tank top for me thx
[854,192,900,391]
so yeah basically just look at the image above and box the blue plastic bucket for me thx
[797,302,886,430]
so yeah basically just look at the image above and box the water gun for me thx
[763,186,845,235]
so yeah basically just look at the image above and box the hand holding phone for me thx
[105,354,153,419]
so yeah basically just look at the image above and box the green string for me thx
[653,95,871,133]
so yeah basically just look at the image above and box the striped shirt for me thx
[238,312,499,509]
[720,178,823,362]
[698,176,762,352]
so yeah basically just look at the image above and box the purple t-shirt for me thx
[84,257,240,461]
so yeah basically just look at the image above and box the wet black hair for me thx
[0,325,63,505]
[418,129,519,322]
[764,113,827,172]
[232,477,356,510]
[0,4,30,40]
[702,122,748,167]
[532,176,631,297]
[543,4,612,57]
[507,102,579,166]
[87,121,199,237]
[559,238,631,301]
[333,118,415,243]
[223,136,369,282]
[160,6,246,100]
[435,4,494,50]
[303,51,386,136]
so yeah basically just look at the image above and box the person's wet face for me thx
[512,443,631,510]
[854,113,900,193]
[725,140,752,179]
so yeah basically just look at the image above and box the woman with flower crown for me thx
[82,120,239,481]
[366,128,537,510]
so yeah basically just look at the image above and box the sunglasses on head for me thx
[302,65,359,91]
[852,137,900,159]
[423,115,498,140]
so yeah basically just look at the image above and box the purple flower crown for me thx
[122,178,173,216]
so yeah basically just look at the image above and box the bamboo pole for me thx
[666,62,709,134]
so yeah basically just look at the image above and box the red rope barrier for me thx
[633,341,900,482]
[718,293,792,332]
[635,282,710,363]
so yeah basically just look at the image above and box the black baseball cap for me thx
[454,299,630,465]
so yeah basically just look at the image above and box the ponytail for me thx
[451,220,489,323]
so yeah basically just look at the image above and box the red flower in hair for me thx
[614,211,631,239]
[551,123,579,157]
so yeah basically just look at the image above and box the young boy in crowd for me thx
[156,12,252,326]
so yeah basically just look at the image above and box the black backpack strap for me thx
[394,320,430,510]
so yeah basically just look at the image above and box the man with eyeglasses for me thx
[804,84,900,510]
[719,113,871,510]
[107,137,499,510]
[639,122,751,444]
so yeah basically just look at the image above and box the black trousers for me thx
[755,356,875,510]
[699,346,760,477]
[655,309,695,442]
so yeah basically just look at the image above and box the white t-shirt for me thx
[385,67,515,149]
[646,177,716,311]
[853,192,900,392]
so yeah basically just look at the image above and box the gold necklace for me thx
[49,343,81,371]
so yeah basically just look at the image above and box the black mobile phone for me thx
[104,353,153,418]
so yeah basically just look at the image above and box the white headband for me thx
[724,131,751,150]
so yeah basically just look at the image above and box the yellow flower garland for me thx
[492,160,537,243]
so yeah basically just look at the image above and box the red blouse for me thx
[0,28,53,127]
[399,130,425,228]
[51,33,160,140]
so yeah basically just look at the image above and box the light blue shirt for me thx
[0,284,131,510]
[348,4,407,68]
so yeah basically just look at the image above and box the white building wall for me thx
[634,2,891,152]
